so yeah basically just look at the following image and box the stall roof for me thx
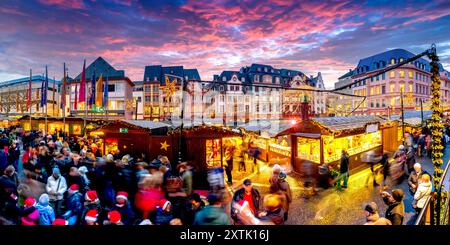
[122,120,170,130]
[237,119,298,137]
[402,117,424,127]
[311,116,389,133]
[388,110,432,120]
[292,133,321,139]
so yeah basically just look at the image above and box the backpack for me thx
[165,175,183,193]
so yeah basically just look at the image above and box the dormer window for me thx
[399,58,404,63]
[271,69,274,73]
[153,76,157,81]
[257,67,261,72]
[222,76,226,82]
[146,77,150,82]
[185,76,188,80]
[391,58,395,65]
[288,72,291,76]
[264,67,268,72]
[241,77,245,82]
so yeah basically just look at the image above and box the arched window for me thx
[399,58,404,62]
[391,58,395,65]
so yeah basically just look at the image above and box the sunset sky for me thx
[0,0,449,88]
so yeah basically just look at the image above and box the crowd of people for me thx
[0,126,292,226]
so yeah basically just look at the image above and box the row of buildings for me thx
[1,48,449,125]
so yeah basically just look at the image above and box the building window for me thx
[153,96,159,102]
[382,73,385,80]
[152,107,159,114]
[108,84,115,92]
[376,75,379,81]
[220,85,224,91]
[371,77,374,82]
[376,86,380,95]
[263,75,272,83]
[399,58,404,62]
[145,96,151,102]
[153,86,159,92]
[370,101,374,108]
[390,84,395,93]
[230,86,234,91]
[390,71,395,78]
[241,77,245,82]
[408,71,413,78]
[416,73,419,80]
[381,85,386,94]
[275,77,280,84]
[264,67,268,72]
[382,99,385,107]
[370,87,374,95]
[257,67,261,72]
[408,84,413,92]
[391,58,395,64]
[145,85,151,92]
[399,84,405,93]
[399,70,405,78]
[254,75,259,82]
[146,77,150,82]
[376,101,380,108]
[222,77,226,82]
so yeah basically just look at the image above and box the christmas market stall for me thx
[18,115,86,135]
[0,115,18,129]
[238,119,301,172]
[88,120,170,158]
[168,123,244,172]
[290,116,397,175]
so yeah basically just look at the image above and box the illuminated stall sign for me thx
[366,123,379,134]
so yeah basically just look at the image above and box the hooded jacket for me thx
[231,188,261,222]
[414,181,432,208]
[385,201,404,225]
[193,205,230,225]
[35,194,55,225]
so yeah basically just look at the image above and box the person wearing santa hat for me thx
[83,209,99,225]
[81,190,102,225]
[155,199,173,225]
[52,218,68,225]
[64,184,83,225]
[111,191,135,225]
[20,197,40,225]
[103,210,123,225]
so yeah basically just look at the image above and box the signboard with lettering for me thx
[119,128,128,133]
[366,123,379,134]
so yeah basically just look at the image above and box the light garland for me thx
[428,50,447,223]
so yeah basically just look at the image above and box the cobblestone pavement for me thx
[227,146,450,225]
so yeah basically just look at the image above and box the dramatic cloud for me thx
[0,0,449,88]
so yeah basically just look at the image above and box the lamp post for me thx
[135,97,141,120]
[400,88,405,145]
[420,98,424,127]
[164,74,186,163]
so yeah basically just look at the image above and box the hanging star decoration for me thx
[160,141,170,151]
[162,76,177,102]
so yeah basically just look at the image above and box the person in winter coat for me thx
[8,142,20,171]
[231,179,261,224]
[155,199,173,225]
[83,209,99,225]
[406,146,416,175]
[379,154,390,188]
[269,164,282,193]
[111,191,135,225]
[259,193,286,225]
[45,167,67,217]
[381,189,405,225]
[178,162,193,196]
[67,167,84,193]
[408,163,428,194]
[20,197,40,226]
[64,184,83,225]
[135,174,164,220]
[0,165,19,210]
[185,193,205,225]
[336,149,350,189]
[35,193,55,225]
[413,174,432,214]
[194,193,230,225]
[77,166,90,192]
[363,202,392,225]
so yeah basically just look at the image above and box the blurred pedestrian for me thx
[35,193,55,225]
[45,167,67,217]
[381,189,405,225]
[363,202,391,225]
[231,179,261,224]
[194,193,230,225]
[413,174,432,214]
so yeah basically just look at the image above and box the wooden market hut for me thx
[88,120,170,159]
[288,116,398,176]
[17,115,88,135]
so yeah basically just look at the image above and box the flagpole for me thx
[29,69,32,131]
[63,63,66,136]
[45,66,48,135]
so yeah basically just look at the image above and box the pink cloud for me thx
[37,0,86,10]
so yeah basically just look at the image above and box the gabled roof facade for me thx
[143,65,201,85]
[74,57,125,81]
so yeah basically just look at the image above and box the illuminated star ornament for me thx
[160,141,170,151]
[162,76,177,102]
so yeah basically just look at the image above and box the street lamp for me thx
[135,97,141,120]
[164,73,186,164]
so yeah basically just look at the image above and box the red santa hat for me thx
[85,190,98,202]
[116,191,128,202]
[108,210,121,224]
[159,199,171,211]
[24,197,36,207]
[69,184,79,192]
[52,218,68,225]
[85,209,98,222]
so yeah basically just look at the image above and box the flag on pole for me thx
[95,74,103,107]
[79,59,86,104]
[102,76,108,108]
[60,63,67,109]
[74,83,78,110]
[52,77,56,115]
[27,69,32,110]
[89,71,96,106]
[41,66,48,107]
